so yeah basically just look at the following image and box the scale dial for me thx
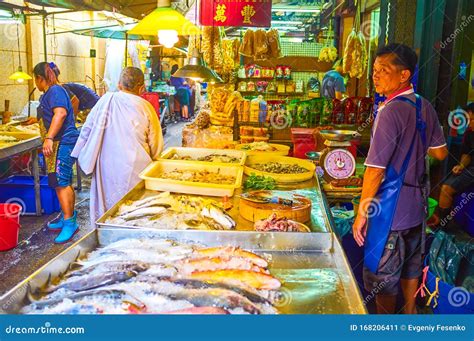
[322,148,356,181]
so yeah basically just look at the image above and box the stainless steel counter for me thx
[0,165,366,314]
[0,227,366,314]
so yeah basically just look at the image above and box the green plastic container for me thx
[427,198,438,219]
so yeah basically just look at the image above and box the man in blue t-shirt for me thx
[353,44,448,314]
[62,82,99,111]
[321,59,346,99]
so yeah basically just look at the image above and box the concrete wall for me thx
[0,20,29,114]
[0,11,107,114]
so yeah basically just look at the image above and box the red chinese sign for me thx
[200,0,272,27]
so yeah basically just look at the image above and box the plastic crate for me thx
[0,176,60,215]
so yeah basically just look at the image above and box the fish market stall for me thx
[0,227,365,314]
[0,147,366,314]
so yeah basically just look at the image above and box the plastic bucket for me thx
[0,203,22,251]
[427,198,438,220]
[426,264,474,314]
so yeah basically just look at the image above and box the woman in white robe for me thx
[72,67,163,225]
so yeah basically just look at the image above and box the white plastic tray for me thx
[139,160,243,197]
[160,147,247,166]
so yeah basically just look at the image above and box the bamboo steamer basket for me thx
[239,191,312,223]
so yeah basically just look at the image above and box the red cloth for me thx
[140,92,160,119]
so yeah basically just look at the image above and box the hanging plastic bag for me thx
[429,230,474,286]
[330,207,354,238]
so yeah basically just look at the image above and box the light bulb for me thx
[158,30,178,48]
[16,78,24,83]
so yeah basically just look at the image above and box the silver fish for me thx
[118,194,173,216]
[120,207,167,221]
[47,271,137,293]
[168,288,262,314]
[201,204,235,230]
[153,277,272,305]
[67,261,149,277]
[129,192,171,208]
[28,288,146,310]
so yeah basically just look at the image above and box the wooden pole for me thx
[124,33,128,67]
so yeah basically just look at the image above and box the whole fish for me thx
[162,307,229,314]
[178,257,266,274]
[168,288,262,314]
[67,261,149,277]
[28,288,146,310]
[99,238,175,252]
[189,270,281,290]
[126,192,171,209]
[200,204,236,230]
[47,271,138,293]
[156,277,272,305]
[119,207,167,221]
[194,247,268,268]
[118,194,173,216]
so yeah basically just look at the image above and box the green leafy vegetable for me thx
[244,173,277,190]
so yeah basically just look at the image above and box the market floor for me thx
[0,122,185,297]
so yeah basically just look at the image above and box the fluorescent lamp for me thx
[0,9,13,18]
[272,7,321,13]
[271,20,303,25]
[275,26,301,31]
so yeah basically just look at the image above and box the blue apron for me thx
[364,94,427,273]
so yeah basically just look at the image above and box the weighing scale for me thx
[318,130,359,182]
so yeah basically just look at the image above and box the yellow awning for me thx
[128,7,201,36]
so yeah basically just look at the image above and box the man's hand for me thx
[22,117,38,126]
[353,214,367,247]
[43,139,53,157]
[452,164,464,175]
